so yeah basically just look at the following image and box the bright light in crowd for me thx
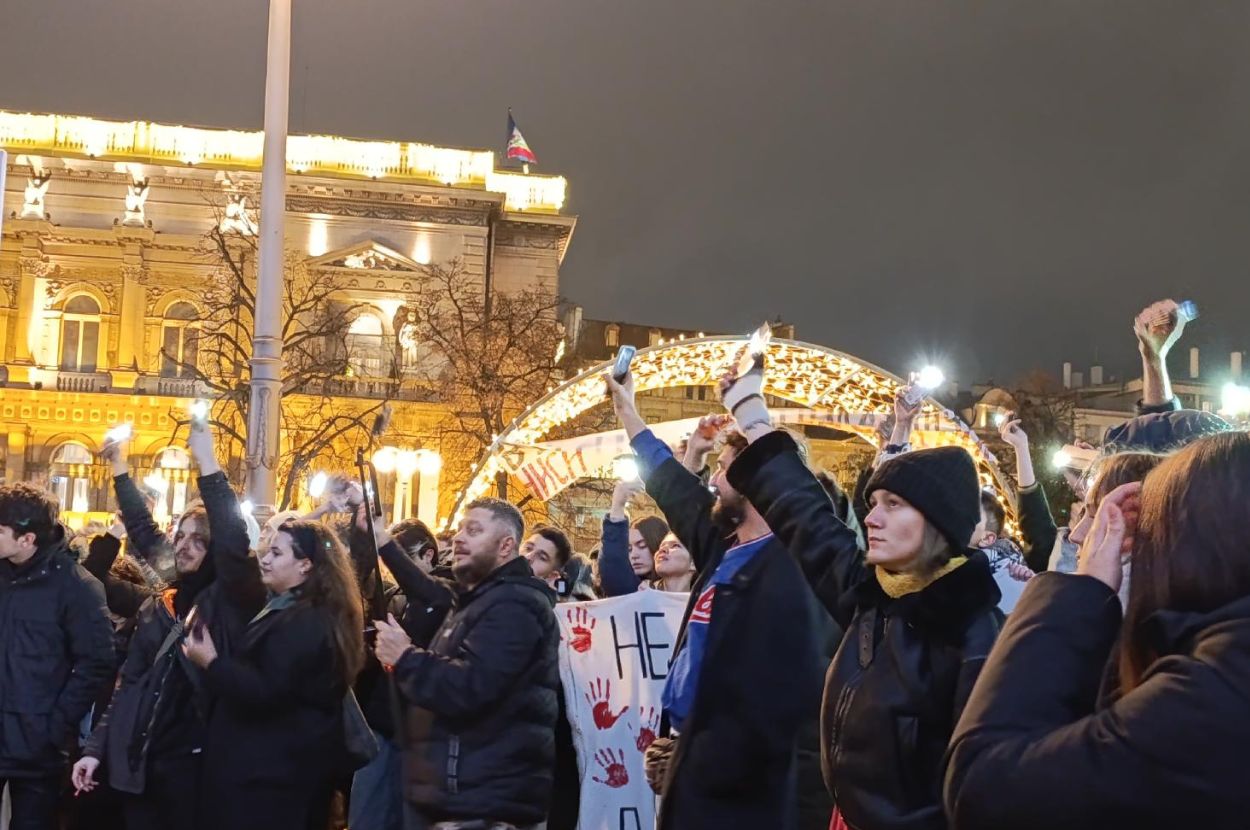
[614,455,640,482]
[1221,382,1250,416]
[992,413,1006,428]
[143,473,168,493]
[1051,449,1073,470]
[372,446,398,474]
[414,449,442,476]
[308,472,328,499]
[105,423,132,443]
[916,365,945,390]
[240,499,254,517]
[189,399,209,421]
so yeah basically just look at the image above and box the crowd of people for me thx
[0,297,1247,829]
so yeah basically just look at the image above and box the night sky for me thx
[2,0,1248,387]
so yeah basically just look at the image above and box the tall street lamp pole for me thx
[246,0,291,519]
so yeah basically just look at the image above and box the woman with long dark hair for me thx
[183,518,365,830]
[945,431,1250,828]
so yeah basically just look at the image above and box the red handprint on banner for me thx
[635,706,660,752]
[591,748,630,788]
[584,678,628,730]
[566,607,596,653]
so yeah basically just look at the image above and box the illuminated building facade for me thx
[0,110,575,528]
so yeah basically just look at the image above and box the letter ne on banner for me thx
[557,590,687,830]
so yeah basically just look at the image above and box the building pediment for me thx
[306,241,423,273]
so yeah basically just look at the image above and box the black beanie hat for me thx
[865,446,981,553]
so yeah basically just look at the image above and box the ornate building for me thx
[0,110,576,528]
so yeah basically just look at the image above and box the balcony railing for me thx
[55,371,111,393]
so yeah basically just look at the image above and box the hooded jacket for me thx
[0,534,115,776]
[945,573,1250,829]
[727,431,1002,830]
[392,555,560,826]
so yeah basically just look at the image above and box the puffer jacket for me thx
[728,431,1002,830]
[945,573,1250,829]
[0,538,115,775]
[392,554,559,826]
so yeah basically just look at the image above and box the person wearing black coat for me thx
[605,372,826,830]
[944,431,1250,830]
[182,439,365,830]
[718,361,1002,830]
[350,515,453,830]
[0,482,115,829]
[369,497,559,830]
[72,429,267,829]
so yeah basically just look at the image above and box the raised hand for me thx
[585,677,628,730]
[610,478,645,520]
[604,369,637,416]
[566,607,596,653]
[186,419,219,475]
[100,436,129,477]
[591,748,630,788]
[998,412,1028,452]
[635,706,660,752]
[1134,298,1187,360]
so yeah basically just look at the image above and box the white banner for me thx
[557,590,689,830]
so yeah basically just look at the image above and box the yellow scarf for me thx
[875,555,968,599]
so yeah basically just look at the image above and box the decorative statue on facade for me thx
[123,177,150,227]
[21,172,52,220]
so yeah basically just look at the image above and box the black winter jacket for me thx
[84,470,265,794]
[639,446,825,830]
[202,601,349,830]
[392,554,559,826]
[945,573,1250,830]
[0,539,115,776]
[727,431,1002,830]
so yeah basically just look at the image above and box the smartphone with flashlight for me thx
[736,323,772,377]
[104,423,132,444]
[1053,444,1099,470]
[189,399,210,429]
[612,345,637,383]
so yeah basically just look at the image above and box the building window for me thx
[50,442,93,514]
[604,324,620,349]
[160,302,200,378]
[152,446,192,521]
[648,329,662,346]
[60,295,100,372]
[347,314,385,377]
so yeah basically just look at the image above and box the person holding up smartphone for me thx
[74,416,265,830]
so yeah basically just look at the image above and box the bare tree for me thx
[1004,369,1080,521]
[401,258,564,502]
[163,196,389,510]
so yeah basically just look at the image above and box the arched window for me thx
[60,295,100,372]
[161,301,200,378]
[604,324,620,349]
[346,314,385,377]
[50,442,93,513]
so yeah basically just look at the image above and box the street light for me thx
[244,0,292,521]
[1222,382,1250,418]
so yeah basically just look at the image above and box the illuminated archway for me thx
[448,336,1010,528]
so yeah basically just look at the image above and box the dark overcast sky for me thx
[3,0,1249,386]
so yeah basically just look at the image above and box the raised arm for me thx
[999,414,1056,571]
[1133,298,1186,414]
[104,437,170,567]
[607,371,722,570]
[187,422,265,616]
[598,479,644,597]
[361,511,455,624]
[81,529,153,620]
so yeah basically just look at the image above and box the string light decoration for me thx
[0,110,565,212]
[446,336,1014,531]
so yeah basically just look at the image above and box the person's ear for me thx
[980,531,998,549]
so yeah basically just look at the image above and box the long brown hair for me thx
[278,520,365,685]
[1119,432,1250,692]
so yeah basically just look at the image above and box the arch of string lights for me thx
[445,336,1012,531]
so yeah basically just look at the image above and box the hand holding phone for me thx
[612,345,637,383]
